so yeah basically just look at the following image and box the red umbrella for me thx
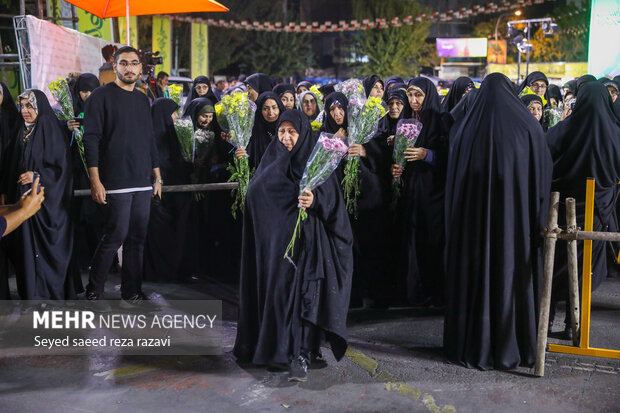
[65,0,228,44]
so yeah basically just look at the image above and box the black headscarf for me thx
[547,80,620,300]
[518,71,548,94]
[273,83,295,98]
[234,108,353,365]
[71,73,99,116]
[376,82,411,136]
[318,84,335,98]
[575,74,597,94]
[182,75,218,113]
[444,72,552,370]
[247,92,285,169]
[183,97,218,131]
[562,79,577,95]
[320,92,348,134]
[546,84,563,106]
[296,80,313,94]
[151,98,190,185]
[384,76,404,92]
[363,75,384,98]
[441,76,474,112]
[407,76,443,148]
[245,73,274,96]
[520,94,544,126]
[273,83,296,109]
[600,77,619,93]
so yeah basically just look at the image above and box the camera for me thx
[138,50,163,100]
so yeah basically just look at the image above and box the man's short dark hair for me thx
[102,45,117,61]
[114,46,140,63]
[157,71,169,81]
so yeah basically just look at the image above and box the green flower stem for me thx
[284,207,308,259]
[342,157,361,218]
[227,156,253,219]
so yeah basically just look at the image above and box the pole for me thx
[125,0,130,45]
[534,191,560,377]
[517,49,521,84]
[20,0,25,15]
[565,198,581,346]
[525,22,531,77]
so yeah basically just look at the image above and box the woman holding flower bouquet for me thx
[8,90,73,299]
[391,77,448,308]
[234,109,353,383]
[185,96,240,279]
[235,92,285,170]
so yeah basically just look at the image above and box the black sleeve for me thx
[83,92,104,168]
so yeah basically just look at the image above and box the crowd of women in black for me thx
[0,68,619,381]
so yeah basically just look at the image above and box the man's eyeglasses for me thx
[117,61,140,68]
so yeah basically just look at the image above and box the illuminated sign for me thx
[436,38,488,58]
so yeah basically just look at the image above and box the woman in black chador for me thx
[444,73,552,370]
[441,76,474,112]
[391,77,448,307]
[182,75,219,113]
[547,80,620,334]
[235,91,285,170]
[234,110,353,382]
[318,92,348,134]
[0,82,20,299]
[349,83,411,307]
[143,98,193,282]
[10,90,73,299]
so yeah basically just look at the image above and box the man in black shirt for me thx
[84,46,162,310]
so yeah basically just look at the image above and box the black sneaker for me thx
[288,355,308,382]
[309,352,328,370]
[119,294,160,312]
[85,291,112,312]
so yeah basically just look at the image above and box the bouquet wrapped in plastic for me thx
[167,84,184,115]
[341,94,387,217]
[173,117,195,162]
[391,118,423,206]
[49,78,88,176]
[335,78,365,102]
[544,107,562,129]
[217,90,257,218]
[284,132,349,261]
[194,128,215,160]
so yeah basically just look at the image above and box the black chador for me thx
[444,73,552,370]
[234,110,353,368]
[144,98,193,282]
[397,77,448,306]
[11,90,74,299]
[546,81,620,313]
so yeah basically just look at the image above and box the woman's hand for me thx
[391,164,403,179]
[348,143,366,158]
[67,120,80,131]
[386,135,395,146]
[17,171,34,185]
[298,189,314,209]
[404,147,428,162]
[221,132,231,141]
[234,148,247,160]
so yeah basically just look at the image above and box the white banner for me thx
[26,15,122,101]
